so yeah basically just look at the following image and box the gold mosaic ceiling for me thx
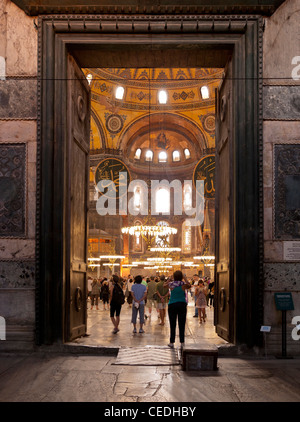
[83,67,223,161]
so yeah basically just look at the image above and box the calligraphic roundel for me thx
[95,158,130,198]
[193,155,215,199]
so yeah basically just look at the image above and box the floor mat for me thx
[114,346,181,366]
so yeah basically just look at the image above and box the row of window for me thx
[90,184,193,213]
[86,74,210,103]
[134,148,191,162]
[132,185,193,213]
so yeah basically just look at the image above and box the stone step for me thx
[181,343,218,371]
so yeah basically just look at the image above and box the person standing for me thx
[155,275,170,326]
[87,276,93,304]
[146,276,157,319]
[126,278,134,307]
[131,275,147,334]
[192,274,200,317]
[90,278,100,310]
[164,271,191,349]
[100,279,110,310]
[109,275,125,334]
[208,280,215,308]
[195,280,208,323]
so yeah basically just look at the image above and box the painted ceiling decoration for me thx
[83,67,222,165]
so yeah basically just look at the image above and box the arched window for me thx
[133,186,142,210]
[183,183,192,211]
[155,187,170,214]
[158,90,167,104]
[184,148,191,159]
[115,86,125,100]
[86,73,93,85]
[158,151,167,162]
[134,148,141,159]
[200,86,210,99]
[182,220,192,254]
[145,150,153,161]
[132,220,142,252]
[172,150,180,162]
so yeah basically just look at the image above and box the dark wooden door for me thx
[65,55,90,341]
[215,58,234,343]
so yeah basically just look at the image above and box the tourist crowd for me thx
[87,272,215,347]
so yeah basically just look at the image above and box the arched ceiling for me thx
[83,66,222,174]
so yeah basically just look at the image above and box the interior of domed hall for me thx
[79,65,223,347]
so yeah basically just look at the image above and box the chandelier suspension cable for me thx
[148,69,151,189]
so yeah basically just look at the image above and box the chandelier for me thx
[193,254,215,266]
[121,219,177,249]
[121,225,177,237]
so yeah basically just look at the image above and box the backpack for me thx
[112,283,125,305]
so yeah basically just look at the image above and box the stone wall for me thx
[263,0,300,355]
[0,1,38,350]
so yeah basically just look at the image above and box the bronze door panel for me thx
[215,58,233,342]
[66,54,90,342]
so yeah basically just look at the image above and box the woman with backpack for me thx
[109,275,125,334]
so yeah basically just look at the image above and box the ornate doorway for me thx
[36,15,263,348]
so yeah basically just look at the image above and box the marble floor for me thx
[1,296,300,404]
[71,296,228,349]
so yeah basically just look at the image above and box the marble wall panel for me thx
[5,1,37,76]
[264,262,300,290]
[0,239,35,259]
[0,79,37,119]
[274,144,300,239]
[0,143,26,237]
[263,0,300,82]
[0,121,37,143]
[263,86,300,120]
[0,289,35,326]
[0,260,35,288]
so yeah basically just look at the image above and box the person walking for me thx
[155,275,170,326]
[131,275,147,334]
[100,279,110,310]
[90,278,101,310]
[164,270,191,349]
[195,280,208,323]
[109,275,125,334]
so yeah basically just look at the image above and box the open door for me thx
[214,58,234,343]
[65,55,90,341]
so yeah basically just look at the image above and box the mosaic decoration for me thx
[274,145,300,239]
[135,91,151,101]
[93,81,113,94]
[95,158,130,198]
[193,155,215,199]
[173,90,195,101]
[199,114,216,133]
[105,113,126,136]
[0,144,26,237]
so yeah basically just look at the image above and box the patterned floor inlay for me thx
[114,346,181,366]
